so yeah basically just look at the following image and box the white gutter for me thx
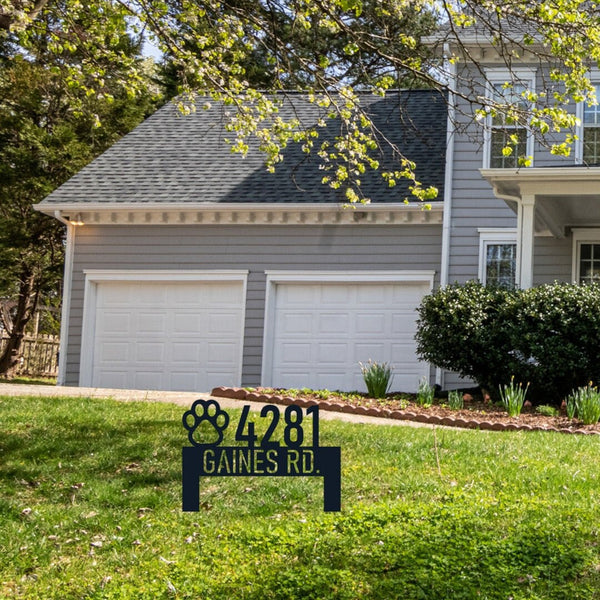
[53,210,76,385]
[437,44,457,389]
[34,201,443,215]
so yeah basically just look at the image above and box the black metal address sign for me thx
[182,400,341,512]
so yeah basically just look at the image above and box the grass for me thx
[0,376,56,386]
[2,395,600,599]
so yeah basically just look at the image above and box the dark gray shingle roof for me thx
[40,90,447,205]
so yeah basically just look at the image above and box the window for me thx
[572,229,600,283]
[578,243,600,283]
[583,84,600,164]
[484,70,536,168]
[489,83,529,168]
[478,229,517,288]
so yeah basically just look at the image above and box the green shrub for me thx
[416,282,600,404]
[567,384,600,425]
[535,405,558,417]
[360,360,393,399]
[415,281,514,397]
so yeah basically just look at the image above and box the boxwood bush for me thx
[415,281,600,404]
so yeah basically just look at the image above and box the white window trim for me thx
[79,270,249,388]
[260,270,435,387]
[575,79,600,165]
[478,228,517,284]
[483,68,537,169]
[575,97,585,164]
[572,229,600,283]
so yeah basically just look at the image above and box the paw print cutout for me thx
[183,400,229,447]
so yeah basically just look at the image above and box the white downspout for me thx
[54,211,75,386]
[437,45,457,388]
[440,44,457,289]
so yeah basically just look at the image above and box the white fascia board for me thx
[38,202,444,227]
[36,201,443,214]
[480,166,600,181]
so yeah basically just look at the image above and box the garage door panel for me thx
[278,313,313,335]
[95,370,126,388]
[137,286,167,306]
[315,373,348,391]
[173,313,200,333]
[318,313,349,334]
[98,313,131,335]
[208,312,243,333]
[137,313,166,333]
[318,343,348,362]
[171,342,200,361]
[204,371,237,390]
[320,286,350,304]
[280,285,317,305]
[354,342,387,361]
[276,372,311,389]
[355,313,386,334]
[280,342,312,363]
[167,285,201,304]
[269,280,429,393]
[135,342,164,362]
[99,342,130,362]
[133,371,163,389]
[206,342,238,362]
[90,279,244,392]
[391,313,418,334]
[357,286,386,304]
[98,284,131,306]
[392,286,425,304]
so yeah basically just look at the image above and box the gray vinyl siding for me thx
[448,63,579,285]
[448,89,517,284]
[66,223,443,387]
[442,64,578,389]
[533,236,573,285]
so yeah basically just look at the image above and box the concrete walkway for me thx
[0,383,437,429]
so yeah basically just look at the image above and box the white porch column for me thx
[517,194,536,289]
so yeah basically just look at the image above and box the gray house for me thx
[36,32,600,394]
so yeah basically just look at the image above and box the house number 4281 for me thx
[235,404,320,448]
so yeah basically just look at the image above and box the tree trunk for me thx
[0,270,39,377]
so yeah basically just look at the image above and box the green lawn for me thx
[2,395,600,599]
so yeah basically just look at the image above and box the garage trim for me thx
[79,270,248,388]
[261,270,435,388]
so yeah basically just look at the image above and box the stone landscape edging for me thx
[210,387,600,436]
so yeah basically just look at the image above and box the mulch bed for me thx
[211,386,600,436]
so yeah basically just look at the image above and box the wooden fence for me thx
[0,334,60,377]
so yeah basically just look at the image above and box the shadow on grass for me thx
[0,397,184,498]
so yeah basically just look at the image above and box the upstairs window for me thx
[489,83,529,168]
[583,85,600,165]
[484,70,535,169]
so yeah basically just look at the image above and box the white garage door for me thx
[85,278,245,392]
[266,278,431,393]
